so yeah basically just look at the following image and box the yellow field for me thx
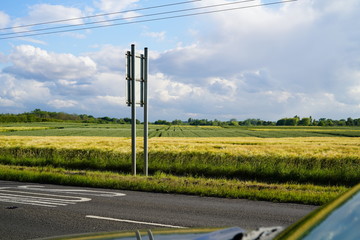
[0,136,359,159]
[0,135,358,203]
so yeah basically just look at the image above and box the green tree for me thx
[172,119,183,125]
[346,117,354,126]
[154,120,170,125]
[299,118,311,126]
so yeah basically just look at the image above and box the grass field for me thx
[0,123,359,205]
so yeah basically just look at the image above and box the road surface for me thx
[0,180,317,239]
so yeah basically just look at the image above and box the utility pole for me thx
[126,44,149,176]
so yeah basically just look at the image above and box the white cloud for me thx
[48,99,78,108]
[94,0,139,13]
[207,77,237,99]
[8,4,85,42]
[0,11,10,28]
[18,38,47,45]
[5,45,97,82]
[148,0,360,120]
[346,70,360,102]
[90,72,123,97]
[150,73,202,102]
[86,45,124,72]
[264,91,292,104]
[0,44,127,117]
[96,95,125,106]
[23,4,84,25]
[0,97,16,107]
[0,52,7,63]
[0,73,52,110]
[143,30,166,41]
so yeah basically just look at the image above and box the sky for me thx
[0,0,359,122]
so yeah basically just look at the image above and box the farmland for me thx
[0,123,359,205]
[1,122,360,137]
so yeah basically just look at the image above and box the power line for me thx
[0,0,297,40]
[0,0,255,37]
[0,0,202,31]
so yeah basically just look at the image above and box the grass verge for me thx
[0,164,347,205]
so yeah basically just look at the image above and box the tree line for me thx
[0,109,136,124]
[275,116,360,126]
[150,116,360,126]
[0,109,359,126]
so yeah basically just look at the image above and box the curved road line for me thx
[0,185,126,207]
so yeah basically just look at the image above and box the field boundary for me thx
[0,165,347,205]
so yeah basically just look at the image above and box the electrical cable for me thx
[0,0,297,40]
[0,0,255,37]
[0,0,202,31]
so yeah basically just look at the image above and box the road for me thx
[0,180,317,239]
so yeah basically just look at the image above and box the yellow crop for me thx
[0,136,359,159]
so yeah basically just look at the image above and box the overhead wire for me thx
[0,0,255,37]
[0,0,297,40]
[0,0,202,31]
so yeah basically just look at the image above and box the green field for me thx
[0,122,359,205]
[1,122,360,137]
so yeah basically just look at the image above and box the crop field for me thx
[0,123,359,205]
[1,122,360,137]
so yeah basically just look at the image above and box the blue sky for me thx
[0,0,359,121]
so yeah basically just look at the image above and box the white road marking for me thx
[86,215,187,229]
[0,189,91,207]
[0,185,126,208]
[18,185,126,197]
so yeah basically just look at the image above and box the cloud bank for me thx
[0,0,359,121]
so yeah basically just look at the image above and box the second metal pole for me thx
[144,47,148,176]
[131,44,136,176]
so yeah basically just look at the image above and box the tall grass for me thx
[0,136,359,186]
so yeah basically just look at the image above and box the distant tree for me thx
[326,119,334,126]
[337,120,346,126]
[229,119,239,126]
[264,121,275,126]
[276,118,286,126]
[172,119,183,125]
[354,118,360,126]
[276,117,299,126]
[298,118,311,126]
[123,118,131,124]
[154,120,171,125]
[189,119,210,126]
[346,117,354,126]
[285,117,299,126]
[241,118,268,126]
[212,119,221,126]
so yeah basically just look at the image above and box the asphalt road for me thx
[0,180,317,239]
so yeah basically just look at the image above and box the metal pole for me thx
[126,51,131,106]
[144,47,149,176]
[140,54,144,108]
[131,44,136,176]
